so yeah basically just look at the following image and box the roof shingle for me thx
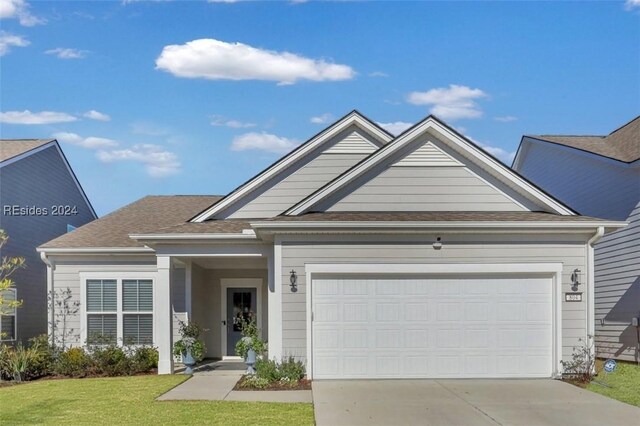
[0,139,55,162]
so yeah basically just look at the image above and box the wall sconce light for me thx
[433,236,443,250]
[289,269,298,292]
[571,268,581,291]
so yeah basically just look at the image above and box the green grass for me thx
[0,375,314,425]
[586,360,640,407]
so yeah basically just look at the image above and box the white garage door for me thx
[312,276,553,379]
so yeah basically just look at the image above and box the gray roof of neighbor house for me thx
[0,139,55,162]
[40,195,224,248]
[527,115,640,163]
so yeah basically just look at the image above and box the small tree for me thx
[0,230,25,339]
[48,288,80,350]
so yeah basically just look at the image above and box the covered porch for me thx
[152,243,275,374]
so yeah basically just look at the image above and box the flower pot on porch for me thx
[183,350,195,375]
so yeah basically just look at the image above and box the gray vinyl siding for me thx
[279,234,589,364]
[326,166,526,212]
[47,255,157,347]
[0,146,95,343]
[220,125,381,219]
[515,140,640,361]
[594,202,640,362]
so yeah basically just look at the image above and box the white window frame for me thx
[80,272,156,347]
[220,278,263,359]
[0,288,17,342]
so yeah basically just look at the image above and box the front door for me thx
[226,288,257,356]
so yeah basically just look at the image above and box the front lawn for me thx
[586,360,640,407]
[0,375,314,425]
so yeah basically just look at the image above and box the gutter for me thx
[40,252,55,345]
[586,226,605,367]
[36,247,155,254]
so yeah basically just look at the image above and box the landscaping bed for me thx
[234,375,312,391]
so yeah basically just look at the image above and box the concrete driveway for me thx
[312,379,640,426]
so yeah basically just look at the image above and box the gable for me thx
[317,136,529,212]
[213,124,390,220]
[286,116,576,216]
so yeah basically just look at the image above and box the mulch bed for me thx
[233,376,312,391]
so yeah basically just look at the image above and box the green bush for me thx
[173,321,207,362]
[0,344,12,380]
[255,358,281,382]
[254,356,306,384]
[89,344,131,376]
[131,346,158,373]
[238,375,271,389]
[27,335,55,379]
[54,347,89,377]
[234,318,266,359]
[279,356,305,381]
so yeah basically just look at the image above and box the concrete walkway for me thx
[157,360,312,403]
[313,379,640,426]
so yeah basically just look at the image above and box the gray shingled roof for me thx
[0,139,55,162]
[263,211,609,222]
[40,195,224,248]
[529,115,640,162]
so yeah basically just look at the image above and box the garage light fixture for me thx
[571,268,581,291]
[289,269,298,292]
[433,236,443,250]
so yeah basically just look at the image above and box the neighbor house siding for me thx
[48,255,157,347]
[594,201,640,362]
[279,234,589,364]
[0,146,95,343]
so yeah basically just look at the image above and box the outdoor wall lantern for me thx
[571,268,582,291]
[289,269,298,292]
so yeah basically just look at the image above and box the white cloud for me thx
[0,0,45,26]
[97,144,181,177]
[494,115,518,123]
[231,132,299,154]
[0,110,76,124]
[625,0,640,10]
[310,113,333,124]
[211,115,255,129]
[377,121,412,136]
[478,143,516,164]
[83,110,111,121]
[53,132,119,149]
[369,71,389,78]
[0,31,29,56]
[45,47,88,59]
[407,84,488,121]
[156,38,355,85]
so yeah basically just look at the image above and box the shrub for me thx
[27,335,55,379]
[0,344,12,380]
[173,321,207,362]
[54,347,89,377]
[238,375,270,389]
[131,346,158,373]
[5,343,40,382]
[279,356,305,381]
[255,358,281,382]
[89,344,132,376]
[561,335,596,383]
[255,356,306,383]
[235,318,266,359]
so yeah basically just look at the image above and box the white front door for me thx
[311,276,553,379]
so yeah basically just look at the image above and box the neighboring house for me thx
[0,139,97,343]
[513,116,640,362]
[39,112,625,379]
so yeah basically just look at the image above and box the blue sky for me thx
[1,0,639,216]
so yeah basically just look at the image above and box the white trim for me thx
[587,227,604,364]
[286,117,576,216]
[191,112,392,222]
[185,260,192,321]
[0,288,17,342]
[79,272,157,347]
[37,247,154,254]
[220,278,263,358]
[129,232,257,241]
[304,262,564,380]
[268,239,283,360]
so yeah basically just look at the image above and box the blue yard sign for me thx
[603,359,617,373]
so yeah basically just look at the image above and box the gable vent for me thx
[325,131,378,154]
[394,141,463,167]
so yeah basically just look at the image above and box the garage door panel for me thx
[312,276,553,379]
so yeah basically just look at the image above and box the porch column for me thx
[156,255,174,374]
[185,260,192,322]
[268,240,283,360]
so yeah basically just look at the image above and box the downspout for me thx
[587,227,605,364]
[40,251,55,346]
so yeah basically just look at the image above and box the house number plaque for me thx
[565,292,583,302]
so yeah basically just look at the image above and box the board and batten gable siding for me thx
[48,255,185,348]
[594,201,640,362]
[0,146,95,342]
[278,234,589,364]
[319,136,534,213]
[515,140,640,220]
[220,126,379,219]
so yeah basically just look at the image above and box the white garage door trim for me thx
[305,263,564,380]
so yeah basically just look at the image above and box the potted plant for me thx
[173,321,206,374]
[234,318,266,374]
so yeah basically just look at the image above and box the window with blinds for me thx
[122,280,153,345]
[86,279,118,344]
[86,279,117,312]
[87,314,117,344]
[123,314,153,345]
[0,289,17,341]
